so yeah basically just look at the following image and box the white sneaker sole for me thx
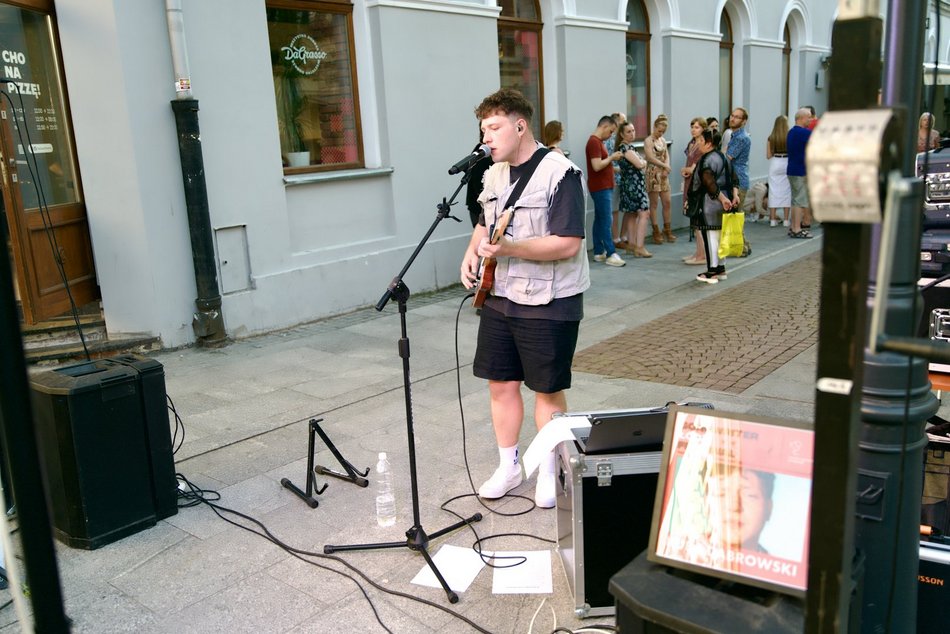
[478,470,523,499]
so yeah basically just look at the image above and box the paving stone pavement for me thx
[4,223,844,633]
[574,253,821,394]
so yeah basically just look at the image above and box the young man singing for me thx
[459,89,590,508]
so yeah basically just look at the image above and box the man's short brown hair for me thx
[475,88,534,123]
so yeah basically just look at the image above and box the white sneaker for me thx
[593,253,606,262]
[747,214,757,222]
[604,253,626,267]
[783,219,790,227]
[770,220,779,227]
[535,472,556,508]
[478,466,523,499]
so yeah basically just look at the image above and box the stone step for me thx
[25,334,161,368]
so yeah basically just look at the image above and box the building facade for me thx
[1,0,845,348]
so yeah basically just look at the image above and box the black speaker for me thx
[108,354,178,520]
[29,355,177,549]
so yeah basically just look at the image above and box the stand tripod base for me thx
[324,512,482,603]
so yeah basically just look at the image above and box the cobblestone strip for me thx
[573,253,821,393]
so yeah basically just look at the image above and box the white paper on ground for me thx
[410,544,486,593]
[491,550,553,594]
[523,415,591,477]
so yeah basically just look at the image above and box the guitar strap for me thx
[500,147,551,216]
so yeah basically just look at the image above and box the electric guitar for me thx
[471,209,513,309]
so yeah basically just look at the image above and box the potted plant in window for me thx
[275,69,311,168]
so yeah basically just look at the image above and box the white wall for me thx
[56,0,198,346]
[48,0,839,347]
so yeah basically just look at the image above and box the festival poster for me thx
[650,409,813,594]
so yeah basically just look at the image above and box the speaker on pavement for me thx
[29,355,177,549]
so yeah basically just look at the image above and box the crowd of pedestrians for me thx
[465,101,821,287]
[577,105,820,284]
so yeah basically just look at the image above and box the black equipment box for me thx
[555,407,672,618]
[920,230,950,278]
[554,404,713,617]
[556,439,659,618]
[29,354,177,549]
[609,552,804,634]
[917,150,950,231]
[919,440,950,631]
[918,542,950,632]
[916,279,950,372]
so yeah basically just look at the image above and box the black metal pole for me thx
[324,178,480,605]
[804,15,882,633]
[856,1,937,631]
[170,99,227,346]
[0,217,70,631]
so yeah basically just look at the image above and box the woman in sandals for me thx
[616,121,652,257]
[645,115,675,244]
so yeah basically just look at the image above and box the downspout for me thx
[165,0,227,345]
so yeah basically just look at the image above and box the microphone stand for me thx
[323,169,483,603]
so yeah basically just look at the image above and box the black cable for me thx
[450,293,558,569]
[167,393,185,455]
[0,84,90,359]
[919,271,950,291]
[175,473,493,634]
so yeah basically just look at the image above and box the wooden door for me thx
[0,2,98,324]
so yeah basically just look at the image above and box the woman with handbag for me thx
[690,129,737,284]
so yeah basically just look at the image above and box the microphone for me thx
[448,144,490,175]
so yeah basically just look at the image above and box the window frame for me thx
[719,12,734,121]
[497,0,544,138]
[625,0,651,142]
[266,0,365,174]
[782,24,791,117]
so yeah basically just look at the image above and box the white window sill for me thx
[283,166,394,186]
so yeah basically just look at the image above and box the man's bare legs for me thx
[479,381,566,507]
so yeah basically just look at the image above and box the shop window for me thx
[498,0,543,138]
[0,1,79,209]
[266,0,363,172]
[625,1,650,140]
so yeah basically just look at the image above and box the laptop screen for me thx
[647,405,814,596]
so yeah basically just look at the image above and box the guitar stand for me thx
[281,418,369,509]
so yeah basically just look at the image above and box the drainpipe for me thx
[165,0,227,345]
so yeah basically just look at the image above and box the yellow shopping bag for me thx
[718,212,745,259]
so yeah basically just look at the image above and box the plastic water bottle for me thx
[375,452,396,527]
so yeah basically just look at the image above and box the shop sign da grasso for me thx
[281,34,329,76]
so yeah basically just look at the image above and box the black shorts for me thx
[473,305,579,393]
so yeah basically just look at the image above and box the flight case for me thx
[555,437,661,618]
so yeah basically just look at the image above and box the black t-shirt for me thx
[479,152,585,321]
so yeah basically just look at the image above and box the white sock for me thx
[539,449,556,475]
[499,445,519,471]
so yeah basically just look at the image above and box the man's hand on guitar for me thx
[476,236,506,259]
[460,251,480,289]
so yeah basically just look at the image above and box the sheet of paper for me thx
[523,415,591,477]
[491,550,553,594]
[410,544,486,593]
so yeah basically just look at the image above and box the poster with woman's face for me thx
[649,408,814,595]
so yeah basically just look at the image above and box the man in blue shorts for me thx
[460,88,590,508]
